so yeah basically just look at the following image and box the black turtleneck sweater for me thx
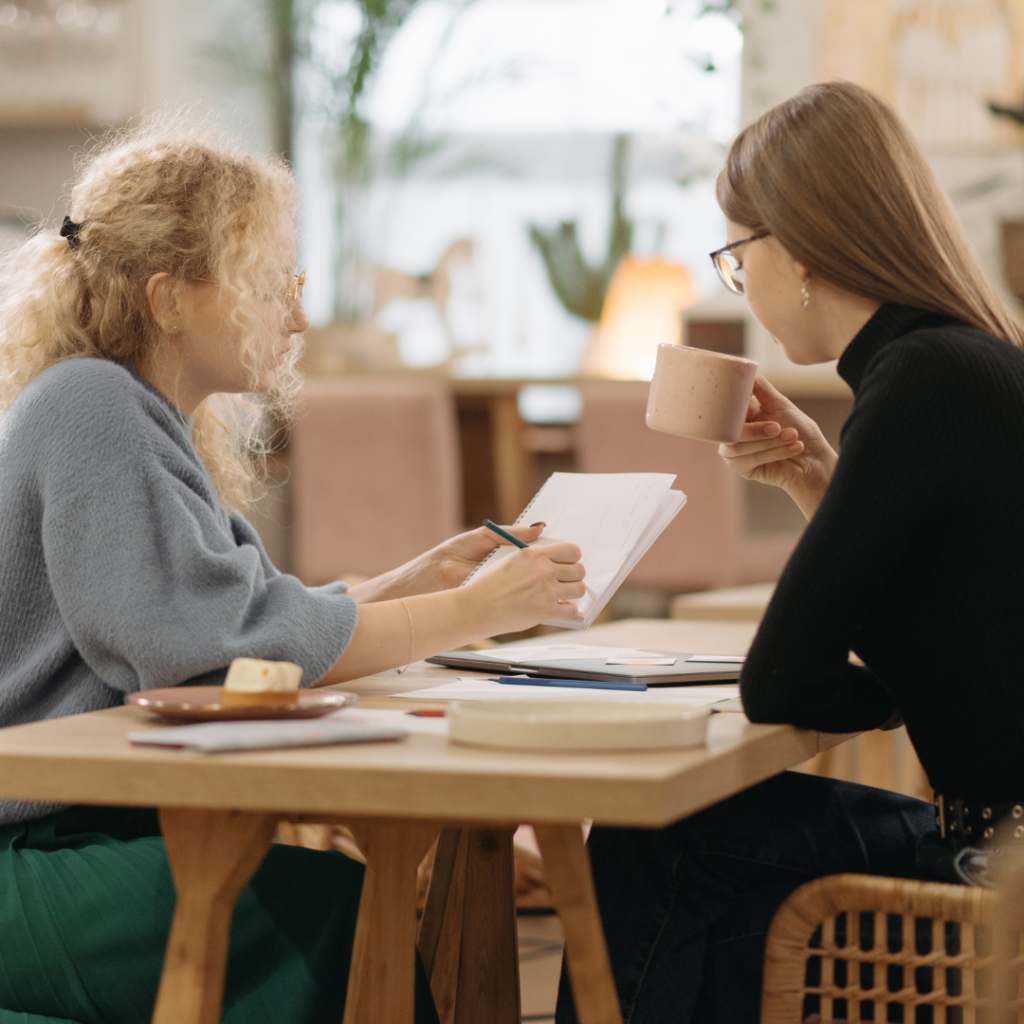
[741,303,1024,799]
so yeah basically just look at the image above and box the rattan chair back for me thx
[760,873,1018,1024]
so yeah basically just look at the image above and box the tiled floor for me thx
[519,912,564,1023]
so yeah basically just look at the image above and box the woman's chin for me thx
[251,368,278,394]
[775,340,818,366]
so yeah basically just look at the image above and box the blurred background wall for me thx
[0,0,275,241]
[4,0,1024,612]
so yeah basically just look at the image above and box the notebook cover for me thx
[425,650,742,686]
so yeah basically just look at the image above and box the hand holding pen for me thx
[463,522,586,631]
[426,521,545,590]
[482,519,531,549]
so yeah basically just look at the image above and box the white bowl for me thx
[448,700,711,751]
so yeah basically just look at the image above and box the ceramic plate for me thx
[128,686,359,721]
[448,700,711,751]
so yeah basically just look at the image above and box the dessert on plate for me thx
[220,657,303,708]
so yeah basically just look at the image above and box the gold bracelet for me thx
[395,598,415,675]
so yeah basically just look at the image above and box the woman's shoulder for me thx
[12,358,184,438]
[851,317,1024,440]
[890,317,1024,372]
[865,317,1024,398]
[24,356,142,405]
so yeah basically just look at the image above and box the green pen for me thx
[482,519,528,549]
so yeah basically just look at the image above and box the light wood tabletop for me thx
[0,619,855,1024]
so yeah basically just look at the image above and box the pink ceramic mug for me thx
[645,343,758,444]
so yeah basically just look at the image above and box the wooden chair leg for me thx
[453,827,521,1024]
[343,819,443,1024]
[417,827,468,1024]
[152,808,278,1024]
[533,823,623,1024]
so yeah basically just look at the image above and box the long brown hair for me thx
[717,80,1024,347]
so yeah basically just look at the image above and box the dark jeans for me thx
[555,770,938,1024]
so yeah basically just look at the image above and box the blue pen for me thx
[482,519,528,549]
[497,676,647,692]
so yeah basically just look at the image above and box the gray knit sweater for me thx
[0,358,358,824]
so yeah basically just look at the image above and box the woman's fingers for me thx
[504,522,545,543]
[722,439,804,478]
[543,542,583,565]
[528,545,587,604]
[732,419,795,444]
[546,601,580,620]
[751,374,788,407]
[720,429,799,459]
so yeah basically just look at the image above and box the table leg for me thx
[152,808,278,1024]
[343,819,444,1024]
[533,823,623,1024]
[417,828,468,1024]
[453,827,520,1024]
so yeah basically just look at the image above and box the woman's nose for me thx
[287,296,311,334]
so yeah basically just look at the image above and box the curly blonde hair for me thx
[0,115,304,511]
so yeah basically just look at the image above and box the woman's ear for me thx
[146,273,181,334]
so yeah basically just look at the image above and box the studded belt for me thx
[934,794,1024,844]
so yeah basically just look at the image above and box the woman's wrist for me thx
[451,578,495,639]
[786,446,838,520]
[347,549,442,603]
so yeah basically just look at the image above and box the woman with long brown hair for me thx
[556,80,1024,1023]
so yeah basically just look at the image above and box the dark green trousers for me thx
[0,806,439,1024]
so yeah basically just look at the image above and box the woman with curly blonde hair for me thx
[0,119,585,1024]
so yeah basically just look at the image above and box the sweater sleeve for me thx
[740,337,954,732]
[35,366,358,693]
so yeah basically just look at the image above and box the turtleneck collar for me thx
[837,304,958,394]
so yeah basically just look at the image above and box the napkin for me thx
[129,719,406,753]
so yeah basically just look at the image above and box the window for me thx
[296,0,742,377]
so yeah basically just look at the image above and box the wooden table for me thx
[0,619,854,1024]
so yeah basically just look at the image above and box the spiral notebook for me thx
[464,472,686,629]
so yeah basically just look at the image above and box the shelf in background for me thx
[0,104,97,130]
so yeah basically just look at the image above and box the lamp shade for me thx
[582,256,699,380]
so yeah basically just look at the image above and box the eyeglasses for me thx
[709,232,770,294]
[194,269,307,308]
[287,269,307,308]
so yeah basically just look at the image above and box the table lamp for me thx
[581,256,699,380]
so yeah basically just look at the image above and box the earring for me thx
[800,279,810,311]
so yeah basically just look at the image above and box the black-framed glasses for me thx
[709,231,770,294]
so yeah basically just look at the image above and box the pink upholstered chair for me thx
[573,382,797,593]
[289,379,462,586]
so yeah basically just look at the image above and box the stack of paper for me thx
[393,678,738,708]
[465,473,686,629]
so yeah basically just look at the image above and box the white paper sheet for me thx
[470,644,665,664]
[463,473,685,629]
[392,678,738,707]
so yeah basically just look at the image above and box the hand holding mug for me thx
[718,375,838,518]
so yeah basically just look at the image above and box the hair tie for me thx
[60,215,83,252]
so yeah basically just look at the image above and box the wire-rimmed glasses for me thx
[709,232,769,294]
[287,269,307,308]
